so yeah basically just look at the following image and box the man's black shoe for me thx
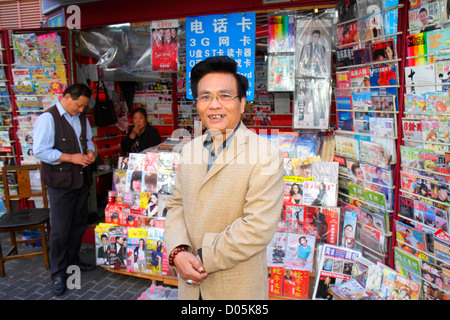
[52,276,66,296]
[78,262,96,272]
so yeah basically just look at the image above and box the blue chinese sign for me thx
[186,12,256,101]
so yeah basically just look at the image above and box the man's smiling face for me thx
[196,72,245,138]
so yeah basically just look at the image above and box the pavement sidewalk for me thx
[0,233,156,300]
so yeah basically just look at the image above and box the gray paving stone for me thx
[0,233,157,300]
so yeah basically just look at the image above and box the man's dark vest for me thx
[40,105,89,189]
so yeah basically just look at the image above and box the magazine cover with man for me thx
[295,13,333,79]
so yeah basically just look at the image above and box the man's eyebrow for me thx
[198,89,234,95]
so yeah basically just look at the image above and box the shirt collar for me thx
[203,121,241,153]
[56,100,79,118]
[56,100,67,115]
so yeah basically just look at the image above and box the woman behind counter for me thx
[121,107,161,155]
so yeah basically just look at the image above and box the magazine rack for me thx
[4,27,72,168]
[334,2,406,266]
[0,29,19,169]
[394,0,450,299]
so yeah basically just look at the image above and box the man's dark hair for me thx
[190,56,249,100]
[63,83,92,100]
[419,7,428,15]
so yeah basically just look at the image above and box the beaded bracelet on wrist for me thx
[168,245,187,266]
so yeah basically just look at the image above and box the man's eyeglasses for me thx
[195,94,239,105]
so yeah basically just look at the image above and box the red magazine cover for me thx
[268,266,284,296]
[369,39,396,62]
[151,20,178,71]
[159,113,173,124]
[283,268,309,299]
[337,22,359,47]
[304,206,340,245]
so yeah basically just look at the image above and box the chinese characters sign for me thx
[186,12,256,101]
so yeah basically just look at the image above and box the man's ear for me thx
[240,97,246,114]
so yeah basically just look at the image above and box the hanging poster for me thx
[185,12,256,101]
[296,13,334,79]
[268,14,295,53]
[268,54,295,91]
[151,19,179,71]
[293,77,331,129]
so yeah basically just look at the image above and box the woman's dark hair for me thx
[63,83,92,100]
[351,163,360,175]
[130,171,142,192]
[289,183,302,196]
[132,107,147,118]
[131,171,142,182]
[190,56,249,100]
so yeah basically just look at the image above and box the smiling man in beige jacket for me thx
[164,56,284,300]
